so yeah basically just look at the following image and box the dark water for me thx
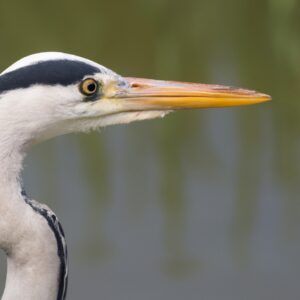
[0,0,300,299]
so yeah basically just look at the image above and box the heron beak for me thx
[116,77,271,110]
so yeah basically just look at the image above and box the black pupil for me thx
[87,82,96,93]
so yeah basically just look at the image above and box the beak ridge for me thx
[117,77,271,110]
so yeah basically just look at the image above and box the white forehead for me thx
[2,52,113,75]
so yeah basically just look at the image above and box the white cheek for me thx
[0,85,81,141]
[2,85,80,115]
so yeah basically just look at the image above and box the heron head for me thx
[0,52,270,145]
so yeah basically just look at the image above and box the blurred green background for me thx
[0,0,300,299]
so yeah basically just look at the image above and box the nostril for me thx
[131,83,139,88]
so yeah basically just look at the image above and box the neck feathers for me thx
[0,102,68,299]
[1,193,68,300]
[23,193,68,300]
[1,190,68,300]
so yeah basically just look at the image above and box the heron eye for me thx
[80,78,99,96]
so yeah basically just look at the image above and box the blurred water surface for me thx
[0,0,300,299]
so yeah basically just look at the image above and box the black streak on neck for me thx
[21,190,68,300]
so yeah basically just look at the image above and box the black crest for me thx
[0,60,100,94]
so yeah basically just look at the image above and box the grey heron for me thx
[0,52,270,300]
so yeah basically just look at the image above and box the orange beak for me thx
[117,77,271,110]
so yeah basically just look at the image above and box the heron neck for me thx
[0,142,68,300]
[2,204,63,300]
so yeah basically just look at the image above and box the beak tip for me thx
[259,93,272,103]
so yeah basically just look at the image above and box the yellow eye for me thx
[80,78,99,96]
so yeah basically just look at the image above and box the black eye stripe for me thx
[0,60,101,94]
